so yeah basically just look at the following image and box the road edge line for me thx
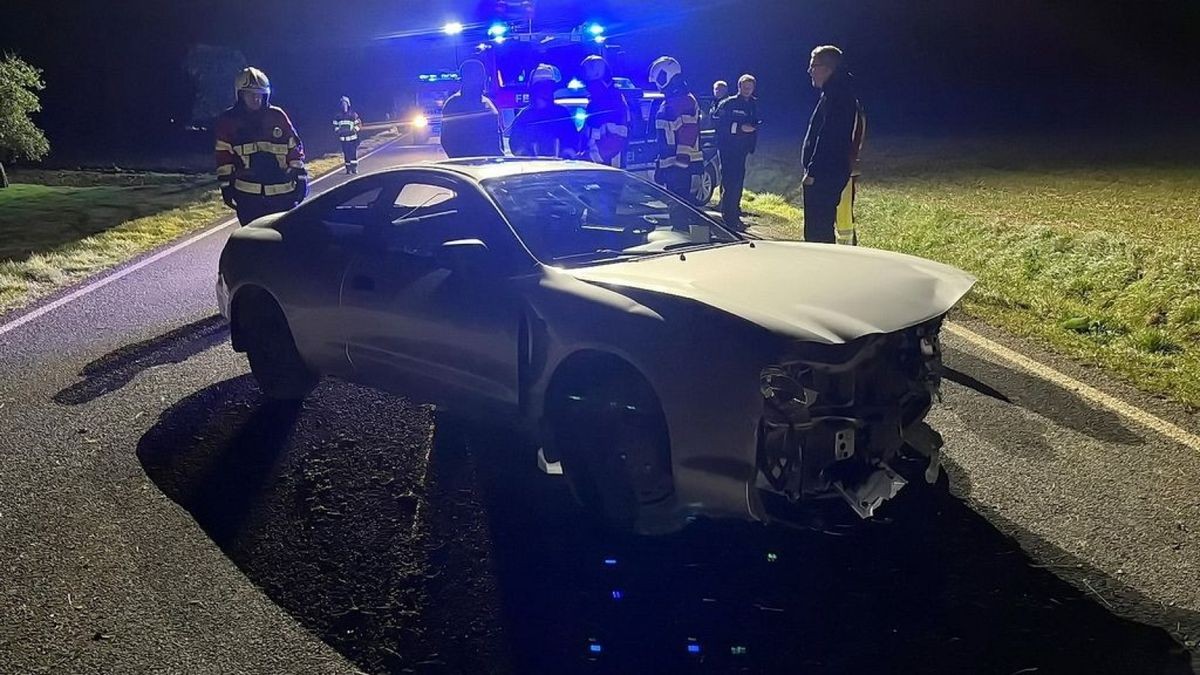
[946,321,1200,453]
[0,135,404,338]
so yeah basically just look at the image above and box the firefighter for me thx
[332,96,362,175]
[440,59,503,158]
[713,74,761,231]
[579,55,630,167]
[648,57,703,215]
[214,67,308,226]
[508,64,579,158]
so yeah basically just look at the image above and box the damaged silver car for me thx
[216,158,974,533]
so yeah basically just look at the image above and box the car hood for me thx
[563,240,976,344]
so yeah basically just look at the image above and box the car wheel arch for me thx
[540,349,669,451]
[229,284,289,353]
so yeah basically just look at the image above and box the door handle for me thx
[351,275,375,291]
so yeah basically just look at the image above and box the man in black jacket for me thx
[801,45,860,244]
[440,60,503,158]
[713,74,761,231]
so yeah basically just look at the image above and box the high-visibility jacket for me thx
[654,85,703,172]
[214,103,306,197]
[583,83,630,167]
[333,110,362,142]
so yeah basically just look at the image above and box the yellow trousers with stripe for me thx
[836,176,857,245]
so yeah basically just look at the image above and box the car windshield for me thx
[482,170,741,267]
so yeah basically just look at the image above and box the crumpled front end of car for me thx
[754,316,948,520]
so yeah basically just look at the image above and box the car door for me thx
[270,175,398,377]
[340,171,524,415]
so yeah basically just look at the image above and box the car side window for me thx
[386,181,472,259]
[317,181,388,240]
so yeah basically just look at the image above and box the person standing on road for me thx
[713,74,761,231]
[214,67,308,226]
[440,59,503,159]
[649,56,703,216]
[508,64,579,158]
[332,96,362,175]
[580,55,630,167]
[801,45,862,244]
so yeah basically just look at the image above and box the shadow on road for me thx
[453,427,1193,674]
[54,314,229,405]
[137,376,438,674]
[943,348,1143,446]
[137,377,1193,674]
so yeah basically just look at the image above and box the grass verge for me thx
[742,136,1200,409]
[0,131,398,317]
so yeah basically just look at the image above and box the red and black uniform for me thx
[583,82,630,167]
[333,108,362,174]
[654,78,703,205]
[215,103,307,225]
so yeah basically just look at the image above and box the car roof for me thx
[415,157,623,183]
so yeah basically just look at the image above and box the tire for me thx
[552,367,674,532]
[692,161,718,207]
[242,299,318,401]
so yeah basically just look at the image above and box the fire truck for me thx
[405,19,721,206]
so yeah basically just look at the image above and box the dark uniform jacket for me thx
[801,70,859,185]
[440,93,503,158]
[713,94,762,155]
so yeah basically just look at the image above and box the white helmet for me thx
[648,56,682,91]
[340,95,351,107]
[235,67,271,97]
[581,55,609,82]
[530,63,561,85]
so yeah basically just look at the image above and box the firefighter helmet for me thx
[340,95,351,108]
[235,67,271,97]
[530,63,561,85]
[580,55,609,82]
[649,57,682,91]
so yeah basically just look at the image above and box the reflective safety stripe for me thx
[214,140,234,153]
[288,137,297,149]
[234,179,295,196]
[835,177,857,245]
[288,160,305,170]
[216,164,234,177]
[234,141,290,157]
[338,134,359,141]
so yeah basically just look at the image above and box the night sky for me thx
[2,0,1198,157]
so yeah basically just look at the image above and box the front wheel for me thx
[243,300,318,401]
[552,370,674,532]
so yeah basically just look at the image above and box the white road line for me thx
[946,321,1200,452]
[0,136,405,338]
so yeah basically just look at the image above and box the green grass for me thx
[0,130,398,316]
[742,135,1200,409]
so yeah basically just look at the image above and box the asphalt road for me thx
[0,141,1196,673]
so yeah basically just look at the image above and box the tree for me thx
[0,55,50,189]
[185,44,248,126]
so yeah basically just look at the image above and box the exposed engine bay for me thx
[756,317,948,519]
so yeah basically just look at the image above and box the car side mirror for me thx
[436,238,493,277]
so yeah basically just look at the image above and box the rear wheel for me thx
[241,298,318,401]
[550,364,674,532]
